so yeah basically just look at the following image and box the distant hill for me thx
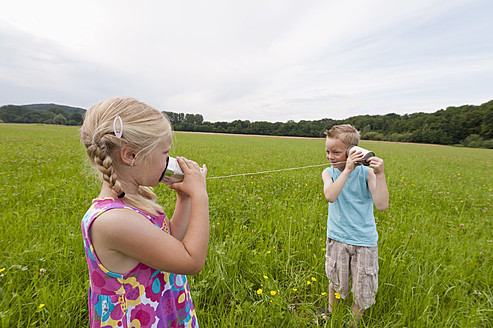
[0,103,86,125]
[24,103,86,115]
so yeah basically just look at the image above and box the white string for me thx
[206,163,335,180]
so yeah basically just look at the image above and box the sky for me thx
[1,0,492,123]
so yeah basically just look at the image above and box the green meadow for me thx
[0,124,492,327]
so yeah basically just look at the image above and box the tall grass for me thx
[0,124,491,327]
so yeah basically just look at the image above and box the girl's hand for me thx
[168,157,207,198]
[368,156,385,175]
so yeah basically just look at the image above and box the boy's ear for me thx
[120,144,136,166]
[345,146,352,158]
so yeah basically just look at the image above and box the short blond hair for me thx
[80,97,172,215]
[324,124,360,148]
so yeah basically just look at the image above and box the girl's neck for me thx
[100,181,139,198]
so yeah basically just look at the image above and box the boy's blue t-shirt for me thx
[326,165,378,247]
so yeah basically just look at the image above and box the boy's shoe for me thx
[313,307,331,325]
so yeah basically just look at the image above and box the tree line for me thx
[165,100,493,148]
[1,100,492,148]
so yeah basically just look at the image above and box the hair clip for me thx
[113,115,123,138]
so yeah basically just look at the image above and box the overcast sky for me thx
[1,0,492,122]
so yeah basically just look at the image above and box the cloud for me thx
[1,0,492,121]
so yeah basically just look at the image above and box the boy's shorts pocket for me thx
[356,263,378,310]
[325,257,338,286]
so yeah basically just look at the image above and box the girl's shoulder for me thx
[92,197,159,219]
[83,197,160,231]
[83,197,168,240]
[92,197,138,211]
[89,205,151,246]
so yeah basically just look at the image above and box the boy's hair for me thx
[324,124,360,148]
[80,97,172,215]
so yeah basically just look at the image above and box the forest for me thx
[164,100,493,148]
[1,100,492,148]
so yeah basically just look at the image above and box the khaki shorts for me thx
[325,238,379,310]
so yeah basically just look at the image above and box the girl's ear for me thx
[120,144,136,166]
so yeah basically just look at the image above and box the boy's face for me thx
[325,137,347,170]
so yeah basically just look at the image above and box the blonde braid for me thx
[86,136,124,197]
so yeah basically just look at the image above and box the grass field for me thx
[0,123,492,327]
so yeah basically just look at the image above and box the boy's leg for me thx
[328,285,339,312]
[350,302,365,327]
[350,245,379,326]
[325,238,350,313]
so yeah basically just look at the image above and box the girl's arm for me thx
[169,193,192,241]
[92,158,209,275]
[367,157,389,211]
[168,158,208,241]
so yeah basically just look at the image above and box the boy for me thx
[322,124,389,326]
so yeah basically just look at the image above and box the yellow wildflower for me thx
[293,288,298,292]
[38,304,45,309]
[270,291,276,296]
[335,292,341,299]
[0,268,5,273]
[263,275,268,279]
[257,289,263,294]
[311,277,316,282]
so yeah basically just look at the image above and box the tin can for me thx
[160,157,184,184]
[347,145,375,166]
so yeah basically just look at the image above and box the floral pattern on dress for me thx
[82,198,198,328]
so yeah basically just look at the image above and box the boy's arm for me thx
[323,149,362,202]
[323,169,351,202]
[367,157,389,211]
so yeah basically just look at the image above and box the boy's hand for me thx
[368,156,385,175]
[345,149,364,172]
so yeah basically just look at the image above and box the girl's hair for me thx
[324,124,360,148]
[80,97,172,215]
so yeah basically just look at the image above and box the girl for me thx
[80,97,209,328]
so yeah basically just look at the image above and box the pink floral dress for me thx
[81,198,199,328]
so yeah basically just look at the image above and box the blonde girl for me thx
[80,97,208,327]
